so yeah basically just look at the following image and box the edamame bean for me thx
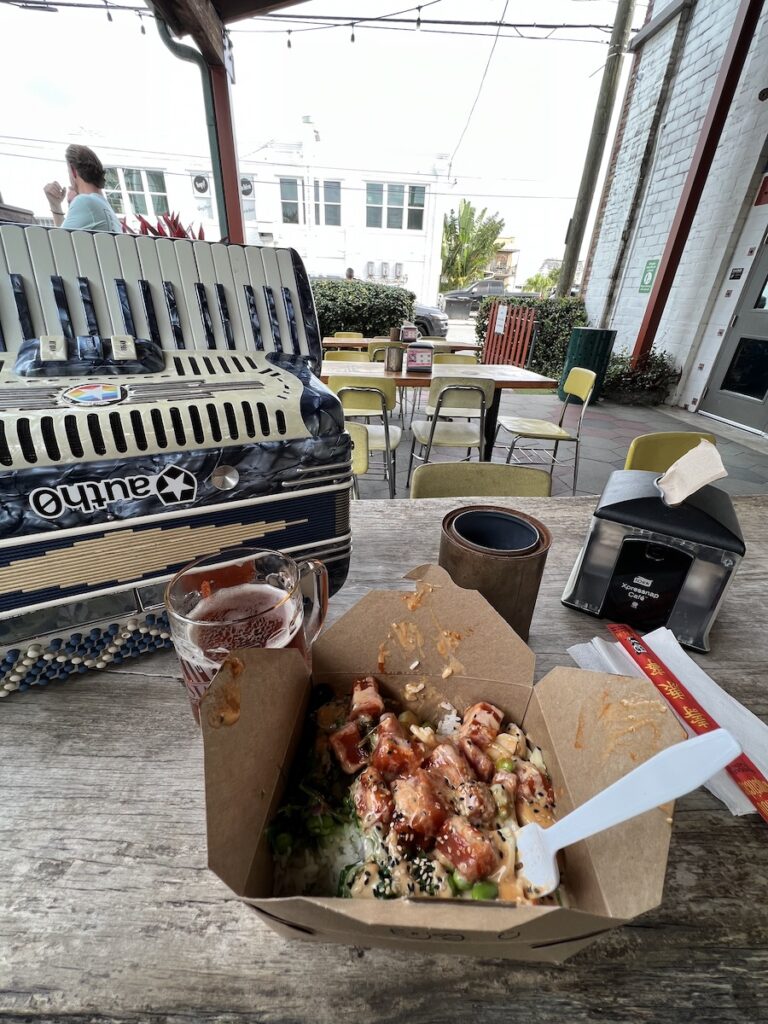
[451,870,473,892]
[496,757,516,773]
[471,880,499,900]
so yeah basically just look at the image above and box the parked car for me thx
[413,301,448,338]
[441,280,539,318]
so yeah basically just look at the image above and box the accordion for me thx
[0,225,351,698]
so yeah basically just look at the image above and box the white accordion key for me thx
[109,335,137,361]
[39,334,68,361]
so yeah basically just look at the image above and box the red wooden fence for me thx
[483,302,537,366]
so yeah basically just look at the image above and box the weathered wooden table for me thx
[322,337,480,353]
[1,497,766,1023]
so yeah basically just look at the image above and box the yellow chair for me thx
[406,375,496,487]
[328,375,402,498]
[323,350,370,363]
[624,431,717,473]
[334,331,364,339]
[410,462,551,499]
[346,421,369,499]
[433,352,479,365]
[494,367,596,495]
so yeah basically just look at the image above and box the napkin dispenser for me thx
[561,469,745,652]
[405,340,434,373]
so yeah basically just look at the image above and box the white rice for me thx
[274,821,365,897]
[436,711,461,737]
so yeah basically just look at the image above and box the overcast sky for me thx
[0,0,648,280]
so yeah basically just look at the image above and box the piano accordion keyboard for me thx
[0,226,319,361]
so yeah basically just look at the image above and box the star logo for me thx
[61,383,125,406]
[155,465,197,505]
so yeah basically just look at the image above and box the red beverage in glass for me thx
[166,549,327,722]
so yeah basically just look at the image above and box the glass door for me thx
[699,229,768,432]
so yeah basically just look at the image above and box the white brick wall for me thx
[584,0,768,407]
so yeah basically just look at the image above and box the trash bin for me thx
[558,327,616,404]
[445,298,471,320]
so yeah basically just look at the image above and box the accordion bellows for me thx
[0,225,352,696]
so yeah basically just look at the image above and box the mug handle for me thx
[298,559,329,646]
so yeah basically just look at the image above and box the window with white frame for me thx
[407,185,425,230]
[366,182,425,230]
[280,177,304,224]
[313,179,341,226]
[104,168,124,214]
[240,176,257,222]
[105,168,169,218]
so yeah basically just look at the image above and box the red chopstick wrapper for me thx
[607,624,768,825]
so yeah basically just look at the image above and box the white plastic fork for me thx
[516,728,741,898]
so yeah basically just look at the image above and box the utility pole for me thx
[555,0,635,297]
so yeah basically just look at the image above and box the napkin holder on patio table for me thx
[561,468,745,652]
[405,340,434,373]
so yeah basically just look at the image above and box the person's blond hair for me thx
[65,144,107,188]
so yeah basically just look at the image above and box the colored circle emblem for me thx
[61,383,126,406]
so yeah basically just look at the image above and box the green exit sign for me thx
[639,258,660,294]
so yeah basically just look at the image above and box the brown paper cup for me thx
[438,506,551,641]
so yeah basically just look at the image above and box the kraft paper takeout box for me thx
[201,565,685,963]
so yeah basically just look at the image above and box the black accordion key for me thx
[10,273,35,340]
[243,285,263,351]
[195,283,217,350]
[215,283,236,351]
[115,278,137,338]
[282,287,301,355]
[263,285,282,353]
[78,277,100,336]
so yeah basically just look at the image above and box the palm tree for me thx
[441,200,505,291]
[523,266,561,296]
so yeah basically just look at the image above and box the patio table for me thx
[320,360,556,459]
[322,337,480,353]
[1,495,766,1023]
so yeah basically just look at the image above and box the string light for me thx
[137,8,144,33]
[416,6,421,29]
[286,28,291,48]
[350,21,355,43]
[103,0,111,19]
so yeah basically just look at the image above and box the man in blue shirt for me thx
[43,144,122,232]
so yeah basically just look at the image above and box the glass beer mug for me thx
[165,547,328,721]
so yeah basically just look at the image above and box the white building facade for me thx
[583,0,768,435]
[0,123,451,306]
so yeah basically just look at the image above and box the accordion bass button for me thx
[211,466,239,491]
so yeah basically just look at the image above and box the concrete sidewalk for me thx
[355,319,768,499]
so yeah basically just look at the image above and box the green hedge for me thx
[602,350,680,405]
[311,279,415,338]
[475,296,587,378]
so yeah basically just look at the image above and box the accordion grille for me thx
[0,399,289,468]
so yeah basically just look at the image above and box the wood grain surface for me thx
[1,496,766,1024]
[322,338,480,352]
[319,361,557,389]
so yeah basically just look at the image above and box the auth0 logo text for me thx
[28,465,197,519]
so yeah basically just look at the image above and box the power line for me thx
[252,13,619,30]
[0,0,629,39]
[233,23,614,44]
[448,0,509,179]
[0,0,148,9]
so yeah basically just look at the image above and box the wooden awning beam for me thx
[148,0,302,64]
